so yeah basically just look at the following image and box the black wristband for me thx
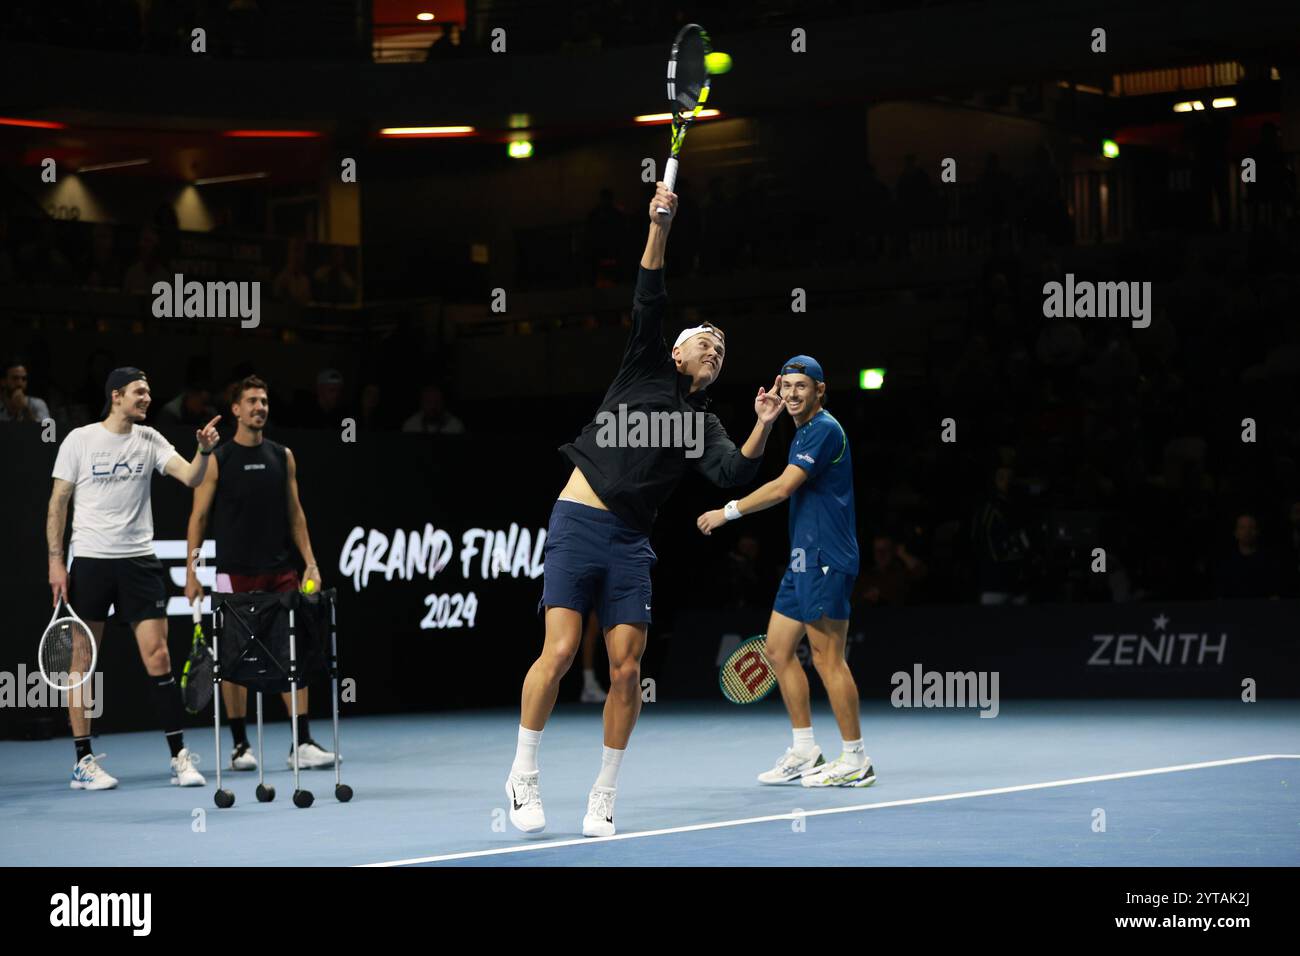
[199,446,213,456]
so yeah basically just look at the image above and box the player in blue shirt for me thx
[698,356,873,787]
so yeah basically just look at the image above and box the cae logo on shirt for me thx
[90,452,145,481]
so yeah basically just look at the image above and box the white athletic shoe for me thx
[582,786,617,837]
[231,742,258,771]
[580,684,607,704]
[286,740,337,769]
[506,770,546,833]
[70,753,119,791]
[170,748,206,787]
[757,746,825,785]
[801,754,875,788]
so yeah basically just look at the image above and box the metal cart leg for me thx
[330,593,351,802]
[212,604,234,808]
[254,690,274,802]
[289,607,313,808]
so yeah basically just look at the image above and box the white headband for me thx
[673,325,722,350]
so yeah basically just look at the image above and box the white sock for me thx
[582,668,600,689]
[792,726,816,754]
[842,738,866,766]
[512,726,542,775]
[594,745,624,789]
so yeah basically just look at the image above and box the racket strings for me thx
[40,619,94,690]
[674,35,708,109]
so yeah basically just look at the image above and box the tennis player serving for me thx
[697,357,873,788]
[505,182,784,836]
[47,367,220,790]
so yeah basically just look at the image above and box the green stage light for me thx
[860,368,886,390]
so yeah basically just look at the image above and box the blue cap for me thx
[779,355,824,382]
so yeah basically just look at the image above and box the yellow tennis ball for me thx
[303,579,316,594]
[705,52,732,74]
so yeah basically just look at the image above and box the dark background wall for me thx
[4,421,1295,739]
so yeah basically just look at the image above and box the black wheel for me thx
[335,783,353,803]
[214,788,235,809]
[255,783,275,803]
[293,789,314,808]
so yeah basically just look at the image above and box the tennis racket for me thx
[38,597,97,692]
[655,23,713,216]
[719,634,778,704]
[181,597,214,714]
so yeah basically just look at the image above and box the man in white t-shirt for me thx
[47,367,222,791]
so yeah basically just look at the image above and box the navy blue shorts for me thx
[773,564,855,623]
[539,500,657,627]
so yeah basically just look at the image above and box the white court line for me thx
[361,753,1300,867]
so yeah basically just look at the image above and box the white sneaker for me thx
[580,684,607,704]
[70,753,119,791]
[757,746,824,785]
[170,748,206,787]
[582,786,617,837]
[286,740,337,769]
[231,742,257,771]
[506,770,546,833]
[801,754,875,788]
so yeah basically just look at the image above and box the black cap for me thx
[101,367,147,418]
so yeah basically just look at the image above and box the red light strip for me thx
[222,130,322,138]
[0,117,66,129]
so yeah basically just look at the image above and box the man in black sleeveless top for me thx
[184,375,336,771]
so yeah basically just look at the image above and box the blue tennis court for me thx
[2,700,1296,867]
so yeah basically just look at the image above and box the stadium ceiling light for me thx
[1211,97,1237,109]
[1172,101,1195,112]
[634,109,720,124]
[223,129,321,138]
[0,116,65,128]
[379,126,476,137]
[417,12,435,20]
[77,159,151,172]
[193,172,270,185]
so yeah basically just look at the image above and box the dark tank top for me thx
[212,439,292,574]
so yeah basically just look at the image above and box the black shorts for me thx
[69,555,169,624]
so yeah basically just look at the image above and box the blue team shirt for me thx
[787,410,859,576]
